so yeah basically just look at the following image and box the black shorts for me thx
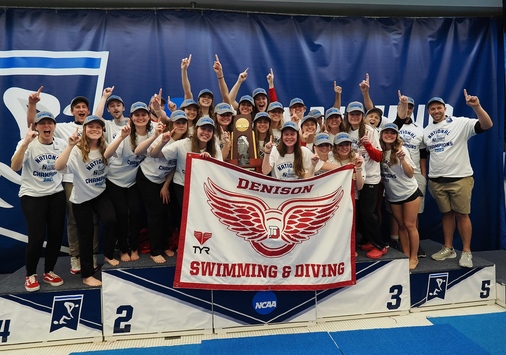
[390,188,423,205]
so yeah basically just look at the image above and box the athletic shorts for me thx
[389,188,423,205]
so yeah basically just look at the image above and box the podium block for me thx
[316,248,410,320]
[410,240,496,311]
[101,254,213,340]
[212,289,317,332]
[0,257,102,350]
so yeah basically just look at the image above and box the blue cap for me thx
[325,107,342,119]
[301,115,317,127]
[427,97,445,107]
[70,96,89,109]
[382,123,399,133]
[407,97,415,106]
[314,133,332,146]
[198,89,214,98]
[179,99,199,110]
[289,98,305,108]
[281,121,299,132]
[35,111,56,123]
[130,101,149,114]
[239,95,255,106]
[196,116,215,128]
[106,95,124,106]
[308,109,323,120]
[334,132,352,145]
[346,101,365,114]
[252,88,267,98]
[267,101,284,112]
[215,102,234,115]
[365,107,383,117]
[170,110,188,122]
[83,115,105,128]
[253,112,271,123]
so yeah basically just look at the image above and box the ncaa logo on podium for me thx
[426,272,448,301]
[49,295,84,332]
[252,291,277,315]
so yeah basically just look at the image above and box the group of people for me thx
[11,56,493,292]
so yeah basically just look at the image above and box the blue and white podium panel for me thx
[212,289,317,330]
[102,266,213,339]
[410,265,496,309]
[0,289,102,347]
[316,258,411,319]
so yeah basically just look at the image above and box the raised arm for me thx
[333,81,342,110]
[213,54,231,104]
[181,54,193,100]
[95,86,114,118]
[134,121,165,156]
[55,128,80,171]
[149,128,175,158]
[464,89,493,130]
[11,124,38,171]
[359,73,373,111]
[266,68,278,102]
[104,123,130,159]
[152,88,169,121]
[26,86,43,128]
[229,68,249,110]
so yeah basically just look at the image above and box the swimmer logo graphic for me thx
[426,272,448,301]
[204,178,343,258]
[50,295,84,332]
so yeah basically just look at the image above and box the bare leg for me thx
[442,211,456,248]
[456,213,472,252]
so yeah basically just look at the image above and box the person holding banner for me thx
[11,111,67,292]
[344,101,387,259]
[149,116,223,215]
[380,123,422,270]
[262,121,320,180]
[55,115,118,287]
[103,102,153,262]
[424,91,493,268]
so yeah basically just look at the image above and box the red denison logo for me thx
[204,178,343,258]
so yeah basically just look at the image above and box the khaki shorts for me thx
[428,176,474,214]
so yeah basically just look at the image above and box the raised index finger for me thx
[215,54,220,62]
[365,73,370,84]
[463,89,469,98]
[158,88,163,97]
[36,86,44,95]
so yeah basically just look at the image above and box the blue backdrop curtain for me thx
[0,9,504,273]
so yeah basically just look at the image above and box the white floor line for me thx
[4,304,504,355]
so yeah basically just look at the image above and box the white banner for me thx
[174,154,356,290]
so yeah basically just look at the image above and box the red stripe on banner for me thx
[174,155,356,291]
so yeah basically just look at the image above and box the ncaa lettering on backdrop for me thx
[188,176,347,280]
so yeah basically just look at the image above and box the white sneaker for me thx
[70,257,81,274]
[93,254,98,271]
[431,246,457,261]
[459,251,473,268]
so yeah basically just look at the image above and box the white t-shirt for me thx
[53,121,83,183]
[399,122,425,175]
[161,138,224,186]
[66,147,112,204]
[13,138,67,197]
[423,116,477,178]
[268,146,316,180]
[381,147,419,202]
[349,125,381,184]
[104,119,128,144]
[108,134,147,188]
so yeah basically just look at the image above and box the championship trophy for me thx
[228,114,262,172]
